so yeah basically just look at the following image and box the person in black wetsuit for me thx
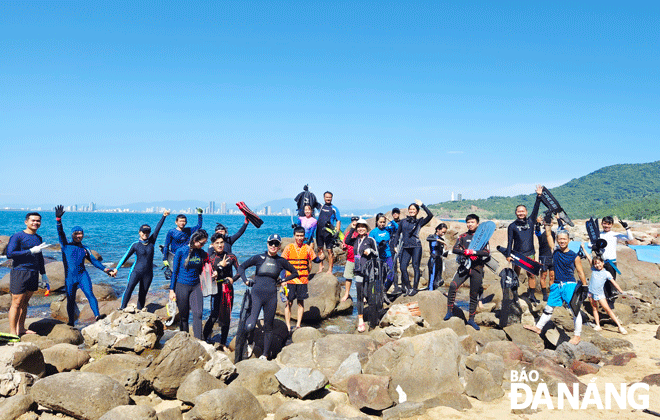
[397,200,434,296]
[112,210,170,309]
[387,208,402,293]
[505,185,543,302]
[316,192,340,274]
[203,232,239,347]
[233,234,298,360]
[445,214,490,330]
[535,217,555,301]
[426,223,448,291]
[210,217,249,256]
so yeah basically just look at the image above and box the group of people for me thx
[5,186,634,355]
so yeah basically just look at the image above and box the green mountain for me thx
[428,161,660,222]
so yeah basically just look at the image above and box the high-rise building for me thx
[451,192,455,201]
[90,202,96,211]
[266,206,272,215]
[221,202,226,214]
[209,201,215,214]
[72,204,77,212]
[457,194,462,201]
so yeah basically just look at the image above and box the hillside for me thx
[428,161,660,221]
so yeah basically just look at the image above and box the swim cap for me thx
[215,223,227,232]
[71,226,84,234]
[139,224,152,233]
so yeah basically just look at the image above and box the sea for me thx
[1,210,468,338]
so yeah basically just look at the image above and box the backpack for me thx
[499,267,519,289]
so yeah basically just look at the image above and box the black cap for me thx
[350,216,359,222]
[392,207,400,214]
[139,224,151,233]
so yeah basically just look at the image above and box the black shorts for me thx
[10,269,39,295]
[539,255,553,271]
[316,231,335,250]
[286,283,309,302]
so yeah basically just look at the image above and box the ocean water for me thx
[0,210,358,332]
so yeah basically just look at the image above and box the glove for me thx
[464,249,475,256]
[196,207,203,214]
[543,211,553,225]
[54,205,65,219]
[40,275,50,296]
[163,261,170,267]
[469,255,478,261]
[618,218,629,229]
[30,243,49,254]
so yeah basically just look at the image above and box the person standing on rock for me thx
[426,223,448,291]
[162,209,203,279]
[54,205,114,326]
[445,214,490,330]
[282,226,324,333]
[203,232,239,347]
[169,229,209,340]
[344,219,379,332]
[211,217,248,256]
[505,185,544,303]
[535,217,555,301]
[6,212,49,335]
[316,192,340,274]
[387,208,403,293]
[111,210,170,310]
[370,213,395,294]
[340,217,359,302]
[524,215,587,345]
[233,234,299,359]
[293,204,317,246]
[397,200,434,296]
[596,216,634,282]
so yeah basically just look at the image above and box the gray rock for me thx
[274,400,335,420]
[433,391,472,411]
[465,352,505,385]
[503,324,545,352]
[364,329,462,402]
[555,340,602,367]
[30,371,130,420]
[176,369,226,404]
[143,332,210,398]
[232,358,280,396]
[42,344,90,374]
[329,352,362,392]
[197,340,236,381]
[275,366,329,398]
[47,324,84,345]
[0,342,44,378]
[81,353,152,394]
[82,309,164,354]
[276,272,341,322]
[188,385,265,420]
[382,402,426,420]
[99,405,157,420]
[464,366,505,402]
[0,394,36,420]
[347,374,394,411]
[292,326,323,343]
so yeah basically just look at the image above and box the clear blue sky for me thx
[1,1,658,209]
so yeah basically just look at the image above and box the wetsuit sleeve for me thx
[344,229,357,246]
[280,258,299,283]
[453,235,466,255]
[505,224,515,257]
[530,195,541,223]
[162,231,172,261]
[116,244,137,272]
[419,204,434,227]
[56,220,68,247]
[86,249,107,272]
[228,221,248,245]
[475,242,490,257]
[150,215,167,243]
[37,251,46,275]
[6,234,30,259]
[191,213,203,234]
[170,249,183,290]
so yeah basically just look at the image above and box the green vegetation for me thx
[429,161,660,222]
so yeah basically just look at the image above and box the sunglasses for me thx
[267,241,280,247]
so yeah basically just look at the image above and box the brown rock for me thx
[347,374,394,411]
[570,360,600,376]
[176,369,226,404]
[532,355,586,396]
[481,340,523,368]
[464,366,505,402]
[607,351,636,366]
[41,343,90,374]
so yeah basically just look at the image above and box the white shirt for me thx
[598,229,633,261]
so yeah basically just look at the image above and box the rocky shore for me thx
[1,215,660,419]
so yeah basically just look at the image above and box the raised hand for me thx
[30,243,50,254]
[54,205,65,219]
[618,218,629,229]
[196,208,203,214]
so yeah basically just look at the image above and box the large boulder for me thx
[81,353,151,395]
[188,385,265,420]
[292,326,323,343]
[81,309,164,353]
[0,235,9,255]
[393,290,448,329]
[232,358,280,396]
[0,394,36,420]
[75,283,117,302]
[275,366,328,399]
[379,303,424,331]
[277,334,379,378]
[481,340,523,368]
[531,355,586,396]
[44,262,66,292]
[0,343,42,397]
[347,374,394,411]
[176,369,226,404]
[99,405,157,420]
[464,366,504,402]
[363,329,463,402]
[504,324,545,352]
[275,272,341,322]
[273,399,335,420]
[143,332,210,398]
[0,294,10,311]
[41,344,90,374]
[47,324,84,345]
[465,352,505,385]
[30,372,130,420]
[329,352,362,392]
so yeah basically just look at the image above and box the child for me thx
[581,244,627,334]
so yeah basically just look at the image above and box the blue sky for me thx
[1,1,658,209]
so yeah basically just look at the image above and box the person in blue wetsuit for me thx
[233,234,298,360]
[7,212,50,336]
[161,209,203,278]
[426,223,448,291]
[54,205,114,326]
[369,213,395,294]
[111,210,170,310]
[169,229,209,340]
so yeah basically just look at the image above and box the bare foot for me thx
[523,324,541,334]
[340,295,349,302]
[18,330,36,336]
[326,269,333,274]
[569,335,581,345]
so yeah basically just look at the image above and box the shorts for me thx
[539,255,553,271]
[547,281,578,307]
[589,292,604,301]
[344,261,355,280]
[286,283,309,302]
[316,231,335,250]
[10,269,39,295]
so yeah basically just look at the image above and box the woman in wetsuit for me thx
[397,200,434,296]
[169,229,209,340]
[233,234,298,360]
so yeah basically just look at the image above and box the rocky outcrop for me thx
[232,358,280,396]
[81,309,164,353]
